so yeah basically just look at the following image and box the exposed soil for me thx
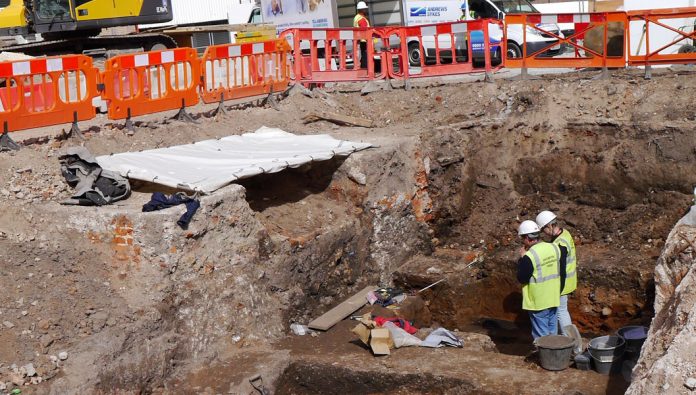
[0,67,694,394]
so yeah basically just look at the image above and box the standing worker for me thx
[536,210,582,352]
[354,1,370,69]
[517,220,567,341]
[460,2,479,20]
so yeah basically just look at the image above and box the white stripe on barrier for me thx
[452,23,468,33]
[541,15,556,24]
[339,30,353,40]
[227,45,242,58]
[312,30,327,40]
[161,51,175,64]
[229,45,241,57]
[574,14,590,23]
[421,26,437,37]
[12,61,30,76]
[46,58,63,73]
[253,43,265,54]
[134,54,149,67]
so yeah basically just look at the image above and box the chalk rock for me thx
[685,378,696,391]
[347,168,367,186]
[625,208,696,394]
[58,351,68,361]
[23,363,36,377]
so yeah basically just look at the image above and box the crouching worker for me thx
[517,220,567,341]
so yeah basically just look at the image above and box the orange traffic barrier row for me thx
[101,47,200,121]
[627,7,696,77]
[384,19,502,81]
[1,7,696,138]
[504,12,628,71]
[281,28,387,84]
[0,55,97,134]
[200,39,292,104]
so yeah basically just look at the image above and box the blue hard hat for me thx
[460,3,466,9]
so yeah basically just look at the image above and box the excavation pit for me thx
[0,69,693,393]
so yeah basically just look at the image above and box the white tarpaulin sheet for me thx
[96,127,372,193]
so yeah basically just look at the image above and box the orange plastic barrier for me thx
[200,39,292,104]
[505,12,627,70]
[101,48,200,120]
[0,55,97,133]
[385,19,502,80]
[281,28,387,84]
[627,7,696,71]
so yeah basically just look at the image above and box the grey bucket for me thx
[536,335,575,371]
[588,335,625,375]
[617,326,648,358]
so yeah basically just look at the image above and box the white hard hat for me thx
[357,1,368,9]
[518,220,541,237]
[535,210,557,229]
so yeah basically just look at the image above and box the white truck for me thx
[254,0,564,65]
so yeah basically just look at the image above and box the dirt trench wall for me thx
[627,206,696,395]
[393,116,695,335]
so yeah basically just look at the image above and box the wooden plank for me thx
[308,285,376,331]
[302,112,374,128]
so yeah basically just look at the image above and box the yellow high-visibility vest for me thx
[522,242,561,311]
[353,14,370,28]
[554,229,577,295]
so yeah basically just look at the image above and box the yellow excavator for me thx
[0,0,176,56]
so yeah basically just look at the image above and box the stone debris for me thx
[347,167,367,186]
[685,378,696,391]
[22,363,36,377]
[58,352,68,361]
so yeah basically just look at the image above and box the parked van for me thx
[411,0,564,66]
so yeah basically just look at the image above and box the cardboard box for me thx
[369,328,393,356]
[352,323,394,356]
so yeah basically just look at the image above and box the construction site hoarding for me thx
[260,0,339,31]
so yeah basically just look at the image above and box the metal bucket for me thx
[617,325,648,359]
[588,335,625,375]
[536,335,575,371]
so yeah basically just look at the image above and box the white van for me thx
[411,0,564,66]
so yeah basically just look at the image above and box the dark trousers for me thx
[359,41,367,69]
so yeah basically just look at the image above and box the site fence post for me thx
[483,20,493,83]
[599,13,610,79]
[520,15,529,80]
[644,15,652,79]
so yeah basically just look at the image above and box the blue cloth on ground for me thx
[142,192,200,229]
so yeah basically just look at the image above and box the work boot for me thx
[564,324,583,354]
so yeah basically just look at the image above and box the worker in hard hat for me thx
[460,2,480,20]
[536,210,581,351]
[354,1,370,69]
[517,220,567,341]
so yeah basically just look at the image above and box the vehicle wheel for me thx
[678,44,696,54]
[149,43,169,51]
[408,42,422,67]
[507,41,522,59]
